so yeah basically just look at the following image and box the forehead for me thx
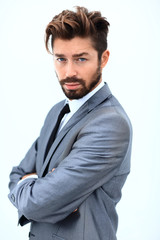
[53,37,97,56]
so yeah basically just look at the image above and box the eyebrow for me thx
[54,52,89,58]
[73,52,89,58]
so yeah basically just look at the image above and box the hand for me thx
[49,168,55,173]
[73,208,78,212]
[22,173,37,180]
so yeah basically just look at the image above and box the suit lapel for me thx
[40,103,88,176]
[37,101,65,172]
[40,83,112,177]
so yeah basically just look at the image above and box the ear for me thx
[100,50,110,69]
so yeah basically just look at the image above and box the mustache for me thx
[60,77,85,85]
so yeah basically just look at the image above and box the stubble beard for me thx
[57,65,102,100]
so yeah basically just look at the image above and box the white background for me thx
[1,0,160,239]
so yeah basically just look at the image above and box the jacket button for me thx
[11,194,15,202]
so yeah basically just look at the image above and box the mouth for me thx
[64,82,81,90]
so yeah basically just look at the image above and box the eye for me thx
[75,58,87,63]
[78,58,87,62]
[57,58,66,62]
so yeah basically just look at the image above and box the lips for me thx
[64,82,81,90]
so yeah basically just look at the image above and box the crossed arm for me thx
[8,112,131,225]
[21,170,78,214]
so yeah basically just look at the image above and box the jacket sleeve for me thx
[8,110,132,225]
[8,139,39,226]
[8,139,38,191]
[8,102,64,191]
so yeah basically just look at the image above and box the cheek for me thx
[85,66,97,77]
[54,65,64,78]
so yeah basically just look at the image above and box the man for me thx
[8,6,132,240]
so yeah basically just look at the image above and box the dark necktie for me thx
[44,103,70,160]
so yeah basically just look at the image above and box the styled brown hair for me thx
[45,6,110,60]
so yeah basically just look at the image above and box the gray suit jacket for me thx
[8,83,132,240]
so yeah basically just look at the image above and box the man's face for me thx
[53,37,107,99]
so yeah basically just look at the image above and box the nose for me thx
[65,61,77,78]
